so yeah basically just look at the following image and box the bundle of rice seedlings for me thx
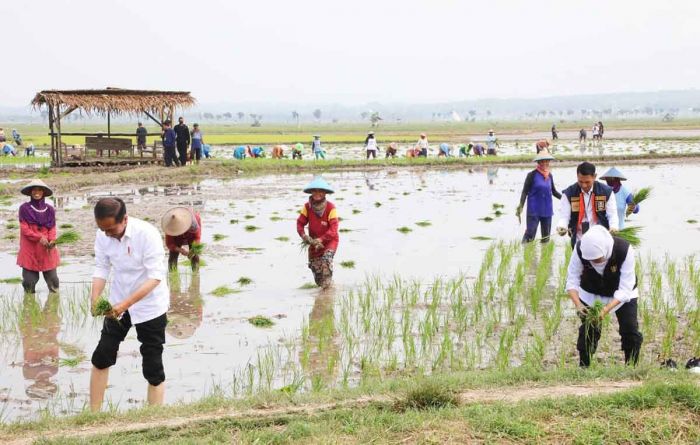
[190,242,206,255]
[55,230,80,245]
[616,226,642,247]
[584,300,606,327]
[93,297,112,316]
[248,315,274,328]
[299,238,311,253]
[631,187,652,205]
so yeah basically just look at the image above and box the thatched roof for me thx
[31,88,196,115]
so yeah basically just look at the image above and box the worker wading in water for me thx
[296,177,339,289]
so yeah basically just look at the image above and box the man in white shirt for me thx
[89,197,169,412]
[556,162,618,247]
[566,226,643,367]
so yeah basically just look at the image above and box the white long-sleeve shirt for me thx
[93,217,169,324]
[556,188,619,235]
[565,245,638,312]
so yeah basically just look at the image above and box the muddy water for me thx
[0,163,699,422]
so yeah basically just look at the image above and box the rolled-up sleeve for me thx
[556,194,571,229]
[565,251,583,292]
[93,232,110,280]
[613,246,636,303]
[606,193,619,231]
[143,229,166,281]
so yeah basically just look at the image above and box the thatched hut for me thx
[31,88,195,167]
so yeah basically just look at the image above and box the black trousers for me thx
[177,144,188,166]
[22,268,59,293]
[577,298,643,367]
[168,249,199,271]
[91,311,168,386]
[164,146,177,166]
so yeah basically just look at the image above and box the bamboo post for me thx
[107,109,111,138]
[55,104,63,167]
[48,104,56,166]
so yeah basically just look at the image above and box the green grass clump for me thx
[471,236,494,241]
[0,277,22,284]
[299,282,318,289]
[374,202,382,207]
[270,216,283,221]
[55,230,80,245]
[415,221,432,227]
[397,226,412,234]
[352,209,362,214]
[397,382,459,411]
[632,187,652,204]
[245,214,256,220]
[479,216,494,222]
[340,260,355,269]
[275,236,290,242]
[3,233,16,240]
[5,221,18,230]
[59,223,73,229]
[616,226,642,247]
[211,285,238,297]
[213,234,227,241]
[229,219,239,224]
[492,203,505,210]
[245,225,260,232]
[687,219,697,224]
[248,315,274,328]
[93,297,112,316]
[237,276,253,286]
[190,242,206,255]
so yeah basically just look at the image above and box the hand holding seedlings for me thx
[93,296,112,317]
[556,226,568,236]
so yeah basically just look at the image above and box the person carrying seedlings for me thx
[174,116,191,166]
[233,145,246,159]
[599,167,639,230]
[312,135,325,160]
[565,225,643,367]
[292,142,304,160]
[556,162,618,247]
[161,120,177,167]
[190,123,204,164]
[89,197,169,412]
[162,207,202,271]
[516,150,562,243]
[415,133,429,157]
[16,179,60,293]
[296,177,339,289]
[365,131,378,159]
[486,129,499,155]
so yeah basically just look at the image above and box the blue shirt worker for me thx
[516,150,561,243]
[599,167,640,230]
[312,135,325,160]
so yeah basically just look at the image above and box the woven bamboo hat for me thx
[21,179,53,197]
[161,207,194,236]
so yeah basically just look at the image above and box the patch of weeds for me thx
[248,315,274,328]
[397,226,412,234]
[56,230,80,245]
[211,286,239,297]
[396,381,459,411]
[237,276,253,286]
[245,225,260,232]
[415,220,432,227]
[299,282,318,289]
[0,277,22,284]
[275,236,290,242]
[229,219,239,224]
[340,260,355,269]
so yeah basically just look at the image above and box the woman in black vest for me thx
[565,226,643,367]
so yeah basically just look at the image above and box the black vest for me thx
[563,181,613,245]
[576,237,637,297]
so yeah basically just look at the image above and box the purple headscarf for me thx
[19,197,56,229]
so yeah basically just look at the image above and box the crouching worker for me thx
[565,226,642,368]
[162,207,202,271]
[296,177,339,289]
[89,197,169,412]
[292,143,303,160]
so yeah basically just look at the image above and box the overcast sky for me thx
[2,0,699,107]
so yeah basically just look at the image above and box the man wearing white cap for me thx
[565,226,643,367]
[161,207,202,271]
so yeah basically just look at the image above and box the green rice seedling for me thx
[616,226,642,247]
[299,282,317,289]
[269,216,282,221]
[352,209,361,214]
[0,277,21,284]
[55,230,80,245]
[493,209,504,217]
[248,315,274,327]
[274,236,290,242]
[298,238,311,253]
[374,202,382,207]
[213,234,227,241]
[402,191,410,196]
[5,221,17,230]
[471,236,493,241]
[415,220,432,227]
[58,223,73,229]
[229,219,239,224]
[59,357,82,367]
[340,260,355,269]
[479,216,494,222]
[190,242,206,256]
[338,228,352,233]
[211,285,238,297]
[584,300,606,327]
[688,219,698,224]
[244,214,255,219]
[396,226,412,234]
[93,297,112,316]
[3,233,16,240]
[237,276,253,286]
[631,187,652,205]
[492,203,505,210]
[240,247,263,252]
[244,225,260,232]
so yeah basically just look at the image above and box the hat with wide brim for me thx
[534,149,555,162]
[303,177,334,194]
[21,179,53,197]
[161,207,195,236]
[599,167,627,180]
[367,131,374,135]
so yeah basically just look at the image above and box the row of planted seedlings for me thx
[231,241,700,397]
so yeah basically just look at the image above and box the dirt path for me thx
[2,380,642,444]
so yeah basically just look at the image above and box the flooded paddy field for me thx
[0,163,699,422]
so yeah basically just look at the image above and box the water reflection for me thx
[21,293,60,399]
[487,167,499,185]
[167,272,203,339]
[301,290,338,389]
